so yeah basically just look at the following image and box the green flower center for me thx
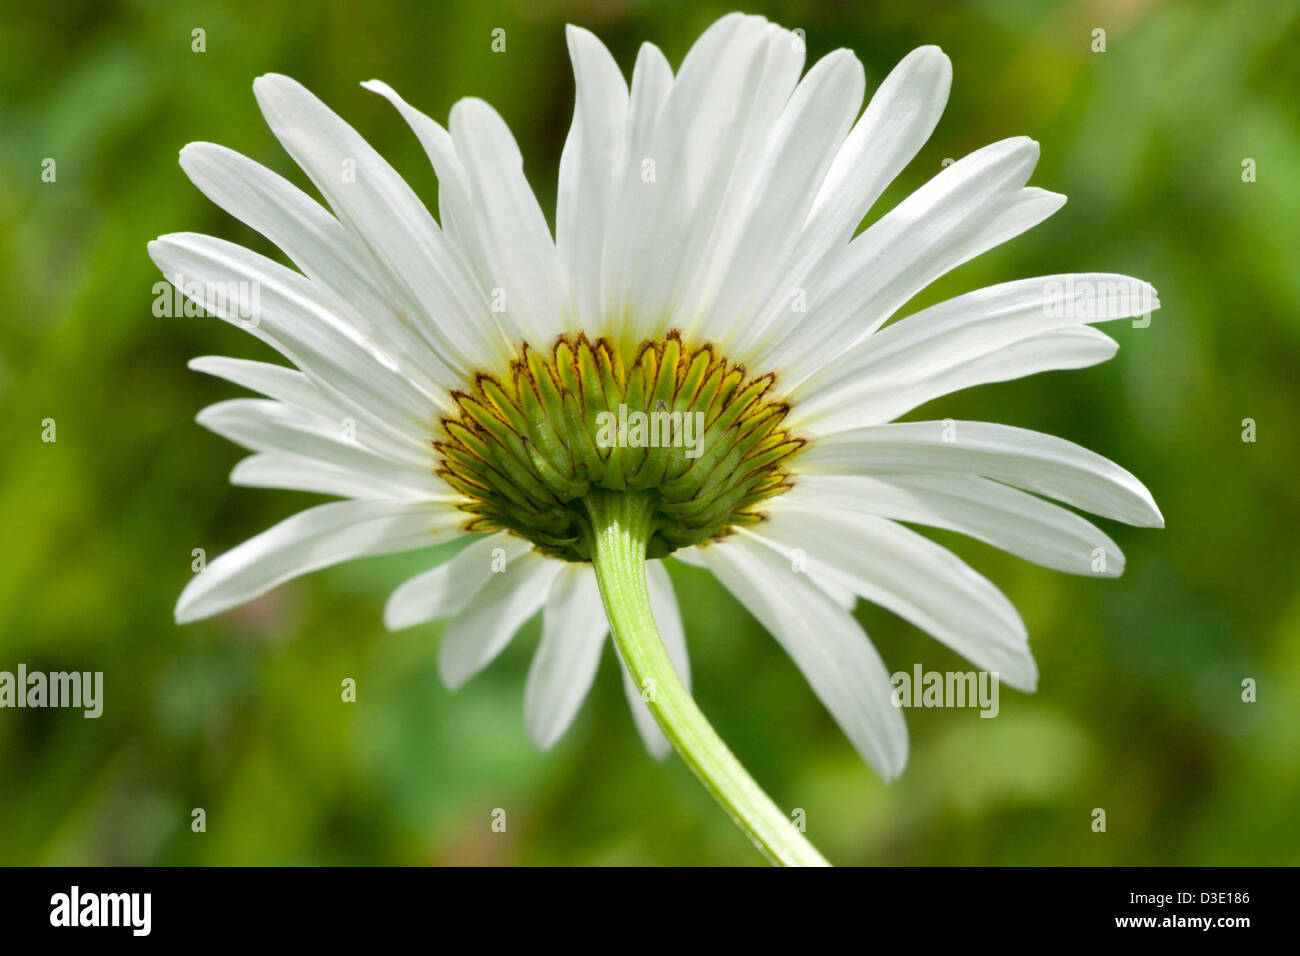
[435,331,804,561]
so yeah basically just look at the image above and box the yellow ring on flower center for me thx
[434,331,804,561]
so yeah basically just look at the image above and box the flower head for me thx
[156,13,1161,781]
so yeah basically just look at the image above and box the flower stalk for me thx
[584,488,830,867]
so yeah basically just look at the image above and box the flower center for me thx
[435,331,804,561]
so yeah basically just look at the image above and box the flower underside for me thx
[435,331,805,561]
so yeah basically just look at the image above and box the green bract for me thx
[435,332,804,561]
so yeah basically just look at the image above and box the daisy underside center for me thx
[435,330,805,562]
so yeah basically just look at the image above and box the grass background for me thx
[1,0,1297,864]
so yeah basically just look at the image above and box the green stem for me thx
[583,489,830,867]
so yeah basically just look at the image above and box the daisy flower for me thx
[154,13,1161,865]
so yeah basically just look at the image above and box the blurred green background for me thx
[1,0,1298,865]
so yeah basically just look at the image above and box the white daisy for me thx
[155,13,1161,864]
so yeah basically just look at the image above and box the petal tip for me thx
[436,652,471,692]
[526,723,562,753]
[173,586,204,625]
[911,44,951,69]
[1006,658,1039,694]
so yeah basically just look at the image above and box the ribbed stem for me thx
[583,488,830,866]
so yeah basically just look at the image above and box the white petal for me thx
[733,46,951,362]
[600,41,673,342]
[619,560,691,758]
[788,474,1125,577]
[759,138,1052,381]
[197,398,440,498]
[647,559,690,689]
[937,187,1066,309]
[178,142,384,303]
[698,536,908,779]
[228,453,428,501]
[802,46,951,263]
[676,544,853,609]
[813,576,859,610]
[438,550,562,690]
[252,74,496,375]
[668,17,797,213]
[189,356,433,469]
[358,79,522,359]
[556,26,629,333]
[682,48,866,351]
[675,544,853,610]
[448,97,565,345]
[811,325,1118,431]
[191,355,339,417]
[669,547,707,570]
[385,531,532,630]
[176,499,460,623]
[150,233,450,432]
[177,142,466,394]
[748,505,1038,691]
[792,273,1157,431]
[523,564,609,750]
[618,16,802,341]
[358,82,474,243]
[799,420,1164,527]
